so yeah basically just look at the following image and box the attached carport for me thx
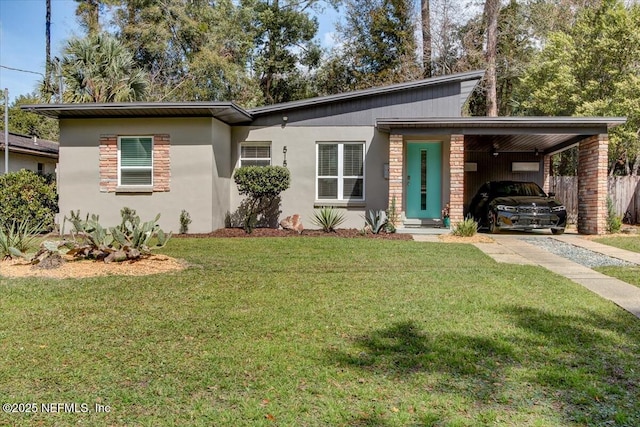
[377,117,626,235]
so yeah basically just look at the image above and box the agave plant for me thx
[363,209,388,234]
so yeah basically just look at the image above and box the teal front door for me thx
[406,142,442,219]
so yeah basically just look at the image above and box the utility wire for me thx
[0,65,45,77]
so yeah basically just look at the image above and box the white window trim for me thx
[118,136,154,187]
[239,142,272,167]
[316,141,365,202]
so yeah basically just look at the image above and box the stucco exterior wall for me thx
[58,117,230,233]
[0,152,57,175]
[231,126,389,229]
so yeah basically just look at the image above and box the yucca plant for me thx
[311,207,346,232]
[0,219,46,259]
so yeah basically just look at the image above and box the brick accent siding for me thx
[152,135,171,192]
[578,134,608,234]
[99,135,118,192]
[99,134,171,193]
[449,135,465,224]
[542,154,551,193]
[388,134,404,224]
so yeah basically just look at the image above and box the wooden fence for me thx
[550,176,640,224]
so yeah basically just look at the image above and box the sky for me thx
[0,0,81,101]
[0,0,340,103]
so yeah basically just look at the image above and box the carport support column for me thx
[388,134,404,226]
[449,134,465,224]
[542,155,552,194]
[578,134,608,235]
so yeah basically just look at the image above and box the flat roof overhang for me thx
[21,102,254,125]
[376,117,627,155]
[0,144,58,159]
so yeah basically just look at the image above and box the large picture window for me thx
[316,142,364,201]
[119,136,153,186]
[240,143,271,167]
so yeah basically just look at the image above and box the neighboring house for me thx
[0,132,58,175]
[23,70,624,234]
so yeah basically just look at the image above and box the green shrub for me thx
[233,166,290,233]
[311,207,345,232]
[607,196,622,234]
[0,170,58,230]
[452,217,478,237]
[363,209,388,234]
[179,210,192,234]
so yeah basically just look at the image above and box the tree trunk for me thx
[421,0,431,78]
[484,0,499,117]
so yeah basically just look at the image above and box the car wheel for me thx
[488,211,500,234]
[551,228,565,235]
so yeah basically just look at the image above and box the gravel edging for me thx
[520,237,636,268]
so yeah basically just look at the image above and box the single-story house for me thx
[0,132,58,175]
[23,70,624,234]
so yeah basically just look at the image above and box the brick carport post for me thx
[449,134,465,224]
[542,154,552,194]
[577,134,608,234]
[388,134,404,226]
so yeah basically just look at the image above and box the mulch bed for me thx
[175,228,414,240]
[0,254,186,279]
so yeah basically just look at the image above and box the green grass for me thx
[592,235,640,288]
[593,235,640,254]
[595,265,640,288]
[2,238,640,426]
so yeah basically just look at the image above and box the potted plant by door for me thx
[442,203,451,228]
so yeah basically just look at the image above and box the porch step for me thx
[396,227,450,235]
[403,218,443,227]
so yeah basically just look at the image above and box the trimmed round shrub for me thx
[233,166,290,232]
[0,170,58,229]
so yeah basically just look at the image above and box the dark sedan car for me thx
[468,181,567,234]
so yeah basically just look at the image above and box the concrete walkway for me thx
[476,234,640,318]
[413,231,640,319]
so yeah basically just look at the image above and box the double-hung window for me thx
[240,143,271,167]
[119,136,153,186]
[316,142,365,201]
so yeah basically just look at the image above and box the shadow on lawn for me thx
[327,308,640,425]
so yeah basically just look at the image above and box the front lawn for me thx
[593,235,640,253]
[595,265,640,288]
[1,238,639,426]
[592,235,640,288]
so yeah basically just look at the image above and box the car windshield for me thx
[492,182,546,197]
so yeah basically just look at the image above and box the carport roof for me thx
[376,117,627,154]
